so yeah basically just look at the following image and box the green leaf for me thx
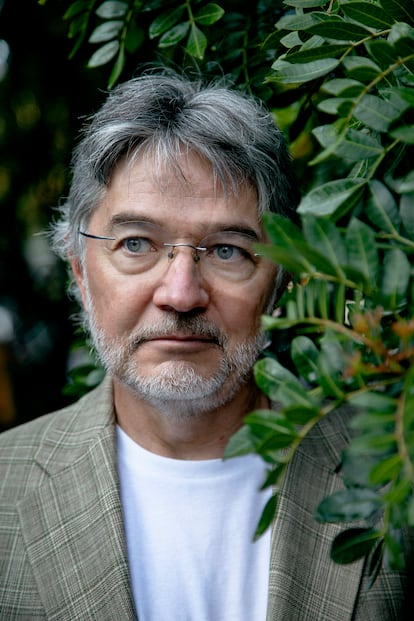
[260,213,339,276]
[285,44,349,63]
[341,451,379,488]
[317,97,353,116]
[390,125,414,144]
[95,1,127,19]
[330,528,380,564]
[379,0,414,24]
[313,124,383,161]
[341,2,393,29]
[302,214,347,271]
[107,45,125,89]
[254,493,278,539]
[195,3,224,26]
[275,13,316,31]
[341,127,383,160]
[350,412,395,434]
[260,463,286,489]
[254,357,301,401]
[64,1,89,20]
[270,58,340,84]
[307,17,373,41]
[348,391,398,413]
[158,22,189,47]
[395,170,414,193]
[186,24,207,59]
[365,40,399,68]
[384,531,406,570]
[390,23,414,57]
[149,7,185,38]
[394,87,414,106]
[284,0,330,6]
[88,20,123,43]
[347,432,397,456]
[224,425,256,458]
[297,178,367,220]
[354,94,403,132]
[68,12,89,40]
[322,78,364,96]
[291,335,319,383]
[125,21,144,53]
[369,454,402,485]
[320,331,347,375]
[317,356,345,400]
[280,31,303,48]
[256,244,315,275]
[316,488,382,522]
[244,409,297,439]
[378,248,411,309]
[383,477,412,504]
[343,55,382,81]
[283,404,321,424]
[87,40,119,67]
[366,180,400,233]
[407,495,414,527]
[400,192,414,238]
[345,218,379,286]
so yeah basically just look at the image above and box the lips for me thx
[129,319,224,351]
[150,334,217,342]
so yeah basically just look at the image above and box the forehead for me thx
[92,151,261,234]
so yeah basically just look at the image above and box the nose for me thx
[152,246,210,313]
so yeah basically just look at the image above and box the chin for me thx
[118,360,249,417]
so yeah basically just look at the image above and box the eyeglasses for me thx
[79,220,263,282]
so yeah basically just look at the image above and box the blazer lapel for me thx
[16,383,136,620]
[266,407,365,621]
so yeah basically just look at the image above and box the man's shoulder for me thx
[0,377,114,497]
[0,376,113,449]
[295,404,355,472]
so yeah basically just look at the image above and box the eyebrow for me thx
[107,212,261,241]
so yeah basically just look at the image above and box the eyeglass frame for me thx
[78,231,214,263]
[77,222,264,282]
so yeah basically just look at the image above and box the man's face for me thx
[71,152,278,414]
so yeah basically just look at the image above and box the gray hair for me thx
[50,70,299,297]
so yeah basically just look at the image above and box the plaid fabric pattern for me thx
[0,377,135,620]
[267,407,413,620]
[0,377,412,620]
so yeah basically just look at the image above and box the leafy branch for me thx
[39,0,414,578]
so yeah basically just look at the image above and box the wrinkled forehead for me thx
[115,143,258,205]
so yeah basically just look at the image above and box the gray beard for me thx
[84,305,266,418]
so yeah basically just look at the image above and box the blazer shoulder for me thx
[295,404,355,473]
[0,376,114,500]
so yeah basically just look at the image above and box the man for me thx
[0,71,411,620]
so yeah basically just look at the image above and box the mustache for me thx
[127,315,226,351]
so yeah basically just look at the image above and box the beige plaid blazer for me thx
[0,376,412,620]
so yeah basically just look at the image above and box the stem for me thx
[395,389,414,482]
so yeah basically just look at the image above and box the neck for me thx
[113,377,268,460]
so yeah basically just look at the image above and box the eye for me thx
[121,237,153,254]
[212,244,248,261]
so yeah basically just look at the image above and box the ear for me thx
[70,257,88,309]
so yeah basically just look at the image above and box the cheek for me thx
[222,270,278,337]
[215,291,267,341]
[84,267,151,333]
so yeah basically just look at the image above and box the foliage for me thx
[39,0,414,575]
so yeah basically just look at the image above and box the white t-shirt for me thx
[116,425,271,621]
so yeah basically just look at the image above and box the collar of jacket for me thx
[16,378,385,621]
[16,376,136,620]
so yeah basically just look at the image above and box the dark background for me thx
[0,0,109,429]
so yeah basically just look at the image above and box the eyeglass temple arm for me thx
[79,231,116,241]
